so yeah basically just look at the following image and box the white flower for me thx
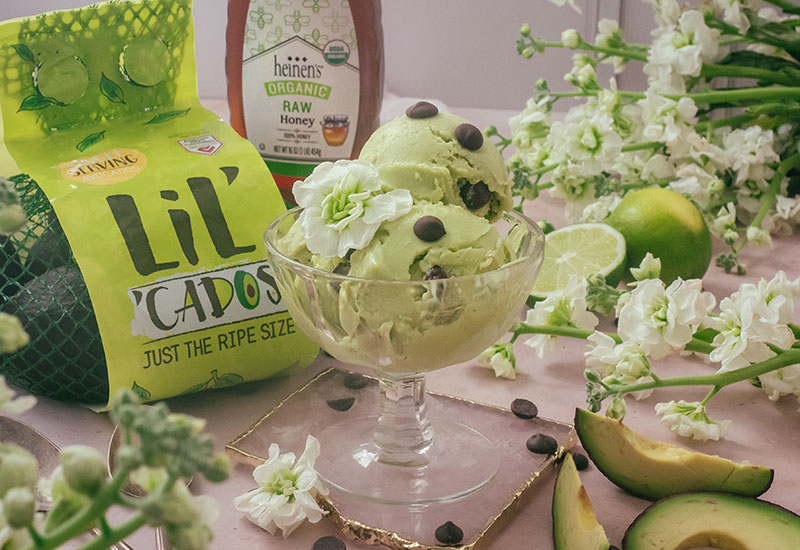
[668,163,723,210]
[293,160,413,258]
[234,435,328,538]
[707,272,800,372]
[649,10,721,78]
[509,96,552,152]
[546,0,582,14]
[759,365,800,403]
[478,342,518,380]
[0,313,29,355]
[629,253,662,283]
[655,400,731,441]
[0,375,36,414]
[561,29,580,49]
[709,203,738,242]
[579,194,622,223]
[585,332,654,399]
[618,278,716,359]
[712,0,750,34]
[643,0,681,26]
[0,501,36,550]
[639,91,697,151]
[564,54,598,89]
[594,18,628,73]
[723,127,780,185]
[524,276,599,358]
[746,226,772,248]
[548,104,623,176]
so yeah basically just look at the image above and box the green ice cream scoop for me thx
[359,110,513,221]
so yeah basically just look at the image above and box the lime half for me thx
[530,223,626,299]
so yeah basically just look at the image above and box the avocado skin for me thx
[622,492,800,550]
[1,236,29,303]
[575,408,774,500]
[25,217,73,277]
[1,265,107,402]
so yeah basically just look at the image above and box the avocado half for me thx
[574,408,773,500]
[622,492,800,550]
[553,453,610,550]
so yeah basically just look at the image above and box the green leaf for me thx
[217,372,245,388]
[181,380,211,395]
[76,131,106,152]
[11,43,34,63]
[143,108,190,125]
[99,72,125,104]
[17,94,55,112]
[131,381,151,401]
[693,327,720,343]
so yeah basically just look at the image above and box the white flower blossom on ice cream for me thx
[617,278,716,359]
[655,400,731,441]
[524,276,598,358]
[0,376,36,414]
[292,160,412,258]
[478,342,518,380]
[234,436,328,538]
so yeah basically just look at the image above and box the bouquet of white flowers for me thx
[492,0,800,275]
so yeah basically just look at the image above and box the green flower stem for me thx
[621,141,662,152]
[598,349,800,401]
[531,162,562,176]
[696,113,760,132]
[552,87,800,105]
[34,468,132,550]
[77,515,147,550]
[762,0,800,16]
[751,151,800,229]
[532,40,649,62]
[701,385,722,406]
[700,63,800,86]
[514,323,715,354]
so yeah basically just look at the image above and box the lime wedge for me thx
[530,223,626,299]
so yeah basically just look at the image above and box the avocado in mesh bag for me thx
[2,265,107,402]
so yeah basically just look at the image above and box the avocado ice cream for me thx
[359,102,513,221]
[269,106,540,374]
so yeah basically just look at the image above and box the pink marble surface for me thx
[8,99,800,549]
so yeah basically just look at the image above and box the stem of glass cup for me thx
[372,373,434,466]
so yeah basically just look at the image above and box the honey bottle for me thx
[226,0,384,204]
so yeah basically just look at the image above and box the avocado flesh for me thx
[553,453,610,550]
[575,409,773,500]
[623,492,800,550]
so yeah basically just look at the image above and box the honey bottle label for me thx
[241,1,360,178]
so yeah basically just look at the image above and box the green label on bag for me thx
[0,0,318,407]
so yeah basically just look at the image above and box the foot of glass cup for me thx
[314,373,500,505]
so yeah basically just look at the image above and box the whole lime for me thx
[606,188,712,284]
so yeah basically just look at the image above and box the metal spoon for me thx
[107,424,195,550]
[0,415,132,550]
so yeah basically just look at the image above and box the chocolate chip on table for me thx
[455,122,484,150]
[327,397,355,412]
[312,535,347,550]
[459,181,492,210]
[511,398,538,419]
[572,451,590,471]
[414,215,446,242]
[406,101,439,119]
[343,373,368,389]
[435,521,464,545]
[424,265,449,280]
[526,433,558,455]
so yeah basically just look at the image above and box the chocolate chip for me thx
[572,452,590,471]
[455,123,483,150]
[511,398,538,419]
[313,535,347,550]
[413,216,446,242]
[459,181,491,210]
[406,101,438,119]
[423,265,449,280]
[332,262,350,275]
[327,397,355,411]
[435,521,464,545]
[343,373,368,389]
[526,433,557,455]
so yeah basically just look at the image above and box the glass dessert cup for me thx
[264,209,545,505]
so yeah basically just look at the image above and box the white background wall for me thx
[0,0,654,111]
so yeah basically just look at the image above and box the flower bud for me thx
[60,445,107,496]
[606,396,627,420]
[203,454,230,483]
[3,486,35,528]
[520,23,531,36]
[0,444,39,497]
[114,444,143,472]
[561,29,580,49]
[0,203,26,235]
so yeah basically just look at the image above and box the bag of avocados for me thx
[0,0,318,406]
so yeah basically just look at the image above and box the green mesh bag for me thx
[1,174,107,402]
